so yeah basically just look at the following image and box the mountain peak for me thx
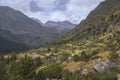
[0,6,13,10]
[44,20,76,29]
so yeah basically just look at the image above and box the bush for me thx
[10,55,42,80]
[37,63,63,79]
[0,59,7,80]
[72,55,80,62]
[80,51,91,61]
[88,71,117,80]
[63,70,83,80]
[72,51,92,62]
[61,53,70,62]
[63,70,117,80]
[47,48,51,53]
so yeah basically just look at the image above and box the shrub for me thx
[37,63,63,79]
[61,53,70,62]
[80,51,91,61]
[10,55,42,80]
[0,59,7,80]
[88,71,117,80]
[63,70,83,80]
[47,48,51,53]
[72,55,80,62]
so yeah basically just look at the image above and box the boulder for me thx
[93,59,115,73]
[81,68,97,77]
[105,59,116,68]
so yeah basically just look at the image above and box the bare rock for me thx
[93,59,115,73]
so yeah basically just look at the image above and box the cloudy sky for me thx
[0,0,104,24]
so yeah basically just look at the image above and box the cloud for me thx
[49,11,68,21]
[66,0,105,23]
[54,0,70,11]
[0,0,30,12]
[0,0,104,24]
[29,0,42,12]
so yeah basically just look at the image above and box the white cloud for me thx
[54,0,70,11]
[66,0,105,23]
[0,0,30,12]
[37,0,55,9]
[49,11,67,21]
[0,0,104,24]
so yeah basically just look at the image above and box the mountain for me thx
[0,36,29,54]
[58,0,120,42]
[0,29,29,54]
[0,6,76,53]
[31,18,43,26]
[0,6,60,48]
[32,19,77,35]
[44,21,76,34]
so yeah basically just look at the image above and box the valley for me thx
[0,0,120,80]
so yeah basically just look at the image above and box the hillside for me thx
[0,36,29,54]
[0,29,30,54]
[0,0,120,80]
[0,6,59,48]
[57,0,120,43]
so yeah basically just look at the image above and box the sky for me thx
[0,0,104,24]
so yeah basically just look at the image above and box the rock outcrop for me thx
[93,59,115,73]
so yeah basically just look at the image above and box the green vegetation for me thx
[0,55,43,80]
[0,0,120,80]
[88,71,118,80]
[0,58,7,80]
[63,69,118,80]
[63,71,83,80]
[37,63,64,79]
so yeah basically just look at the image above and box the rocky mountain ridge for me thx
[32,19,77,35]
